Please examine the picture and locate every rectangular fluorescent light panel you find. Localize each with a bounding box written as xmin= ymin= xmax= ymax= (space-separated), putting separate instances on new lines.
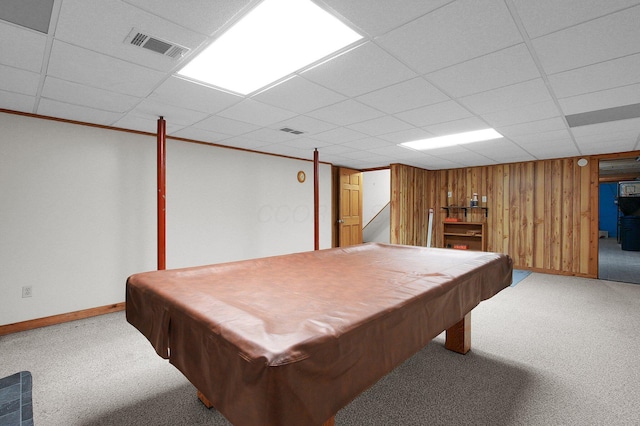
xmin=177 ymin=0 xmax=362 ymax=95
xmin=400 ymin=129 xmax=503 ymax=150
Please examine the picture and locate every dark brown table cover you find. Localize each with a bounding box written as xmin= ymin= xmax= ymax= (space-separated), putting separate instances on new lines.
xmin=126 ymin=243 xmax=512 ymax=425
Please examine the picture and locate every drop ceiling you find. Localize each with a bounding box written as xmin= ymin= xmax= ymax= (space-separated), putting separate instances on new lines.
xmin=1 ymin=0 xmax=640 ymax=170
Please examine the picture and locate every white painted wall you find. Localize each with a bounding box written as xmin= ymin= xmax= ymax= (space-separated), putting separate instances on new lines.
xmin=0 ymin=112 xmax=332 ymax=325
xmin=362 ymin=169 xmax=390 ymax=243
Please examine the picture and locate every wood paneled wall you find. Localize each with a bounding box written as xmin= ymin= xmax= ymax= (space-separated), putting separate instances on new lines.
xmin=390 ymin=157 xmax=599 ymax=277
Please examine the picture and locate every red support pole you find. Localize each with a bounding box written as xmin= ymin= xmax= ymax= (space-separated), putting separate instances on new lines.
xmin=314 ymin=148 xmax=319 ymax=251
xmin=157 ymin=117 xmax=166 ymax=270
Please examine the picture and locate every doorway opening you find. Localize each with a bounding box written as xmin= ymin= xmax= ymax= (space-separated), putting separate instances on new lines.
xmin=598 ymin=156 xmax=640 ymax=284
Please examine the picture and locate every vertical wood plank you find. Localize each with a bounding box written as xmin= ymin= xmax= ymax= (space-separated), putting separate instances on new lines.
xmin=550 ymin=160 xmax=562 ymax=270
xmin=561 ymin=159 xmax=574 ymax=272
xmin=502 ymin=164 xmax=511 ymax=257
xmin=533 ymin=161 xmax=546 ymax=269
xmin=388 ymin=157 xmax=598 ymax=277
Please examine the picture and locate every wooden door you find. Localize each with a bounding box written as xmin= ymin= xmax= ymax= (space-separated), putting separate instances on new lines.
xmin=338 ymin=168 xmax=363 ymax=247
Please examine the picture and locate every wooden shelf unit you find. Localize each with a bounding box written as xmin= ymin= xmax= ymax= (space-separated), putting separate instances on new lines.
xmin=441 ymin=206 xmax=488 ymax=218
xmin=442 ymin=221 xmax=486 ymax=251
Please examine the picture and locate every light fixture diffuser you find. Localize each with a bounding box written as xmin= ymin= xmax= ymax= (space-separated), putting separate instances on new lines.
xmin=177 ymin=0 xmax=362 ymax=95
xmin=400 ymin=129 xmax=503 ymax=150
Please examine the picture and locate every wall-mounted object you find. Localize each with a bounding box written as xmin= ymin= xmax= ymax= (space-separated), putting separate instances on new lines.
xmin=297 ymin=171 xmax=306 ymax=183
xmin=442 ymin=221 xmax=486 ymax=251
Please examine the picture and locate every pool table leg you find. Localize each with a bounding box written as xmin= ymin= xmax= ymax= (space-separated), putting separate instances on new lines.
xmin=322 ymin=416 xmax=335 ymax=426
xmin=197 ymin=390 xmax=214 ymax=409
xmin=445 ymin=312 xmax=471 ymax=354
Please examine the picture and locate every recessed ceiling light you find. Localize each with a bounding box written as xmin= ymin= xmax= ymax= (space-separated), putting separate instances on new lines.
xmin=399 ymin=129 xmax=503 ymax=150
xmin=177 ymin=0 xmax=362 ymax=95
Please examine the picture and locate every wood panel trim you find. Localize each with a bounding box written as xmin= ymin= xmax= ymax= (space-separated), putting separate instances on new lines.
xmin=0 ymin=303 xmax=125 ymax=336
xmin=390 ymin=156 xmax=599 ymax=278
xmin=0 ymin=108 xmax=332 ymax=165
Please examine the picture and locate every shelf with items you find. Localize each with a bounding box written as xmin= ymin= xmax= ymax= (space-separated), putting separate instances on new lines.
xmin=442 ymin=221 xmax=486 ymax=251
xmin=441 ymin=206 xmax=488 ymax=218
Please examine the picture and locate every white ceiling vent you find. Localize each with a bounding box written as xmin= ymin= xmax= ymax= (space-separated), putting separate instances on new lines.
xmin=124 ymin=28 xmax=189 ymax=59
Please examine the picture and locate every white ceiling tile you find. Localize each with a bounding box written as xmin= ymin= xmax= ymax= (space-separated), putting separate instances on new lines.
xmin=310 ymin=127 xmax=368 ymax=143
xmin=511 ymin=129 xmax=573 ymax=145
xmin=406 ymin=156 xmax=465 ymax=170
xmin=217 ymin=135 xmax=273 ymax=151
xmin=317 ymin=153 xmax=353 ymax=165
xmin=150 ymin=76 xmax=242 ymax=115
xmin=271 ymin=115 xmax=336 ymax=135
xmin=55 ymin=0 xmax=207 ymax=72
xmin=217 ymin=99 xmax=298 ymax=126
xmin=427 ymin=44 xmax=540 ymax=98
xmin=128 ymin=99 xmax=209 ymax=126
xmin=259 ymin=144 xmax=313 ymax=160
xmin=280 ymin=137 xmax=334 ymax=150
xmin=464 ymin=138 xmax=534 ymax=158
xmin=516 ymin=138 xmax=580 ymax=159
xmin=306 ymin=99 xmax=384 ymax=126
xmin=41 ymin=77 xmax=141 ymax=113
xmin=113 ymin=115 xmax=187 ymax=134
xmin=576 ymin=138 xmax=638 ymax=155
xmin=428 ymin=149 xmax=495 ymax=167
xmin=396 ymin=101 xmax=473 ymax=127
xmin=510 ymin=129 xmax=580 ymax=158
xmin=170 ymin=126 xmax=231 ymax=143
xmin=123 ymin=0 xmax=255 ymax=36
xmin=318 ymin=144 xmax=358 ymax=155
xmin=343 ymin=137 xmax=392 ymax=150
xmin=418 ymin=144 xmax=471 ymax=156
xmin=482 ymin=100 xmax=562 ymax=127
xmin=378 ymin=128 xmax=434 ymax=144
xmin=548 ymin=53 xmax=640 ymax=99
xmin=252 ymin=76 xmax=346 ymax=114
xmin=37 ymin=99 xmax=124 ymax=125
xmin=458 ymin=78 xmax=553 ymax=115
xmin=422 ymin=117 xmax=490 ymax=136
xmin=532 ymin=6 xmax=640 ymax=74
xmin=47 ymin=41 xmax=166 ymax=96
xmin=0 ymin=64 xmax=40 ymax=96
xmin=512 ymin=0 xmax=640 ymax=38
xmin=193 ymin=115 xmax=259 ymax=135
xmin=320 ymin=0 xmax=452 ymax=37
xmin=0 ymin=90 xmax=35 ymax=113
xmin=346 ymin=115 xmax=413 ymax=136
xmin=2 ymin=0 xmax=639 ymax=170
xmin=368 ymin=144 xmax=427 ymax=159
xmin=496 ymin=117 xmax=568 ymax=137
xmin=112 ymin=114 xmax=170 ymax=133
xmin=242 ymin=128 xmax=301 ymax=144
xmin=559 ymin=83 xmax=640 ymax=115
xmin=356 ymin=77 xmax=449 ymax=114
xmin=339 ymin=150 xmax=388 ymax=163
xmin=377 ymin=0 xmax=522 ymax=74
xmin=0 ymin=20 xmax=47 ymax=72
xmin=302 ymin=42 xmax=416 ymax=97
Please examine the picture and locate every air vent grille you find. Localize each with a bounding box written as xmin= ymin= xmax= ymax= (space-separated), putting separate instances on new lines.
xmin=124 ymin=28 xmax=189 ymax=60
xmin=280 ymin=127 xmax=304 ymax=135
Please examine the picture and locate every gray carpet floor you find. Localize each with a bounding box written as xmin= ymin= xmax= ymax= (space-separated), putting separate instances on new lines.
xmin=1 ymin=273 xmax=640 ymax=425
xmin=598 ymin=237 xmax=640 ymax=284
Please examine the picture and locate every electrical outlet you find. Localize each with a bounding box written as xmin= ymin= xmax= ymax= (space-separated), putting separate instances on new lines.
xmin=22 ymin=286 xmax=32 ymax=298
xmin=482 ymin=195 xmax=487 ymax=203
xmin=447 ymin=191 xmax=452 ymax=197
